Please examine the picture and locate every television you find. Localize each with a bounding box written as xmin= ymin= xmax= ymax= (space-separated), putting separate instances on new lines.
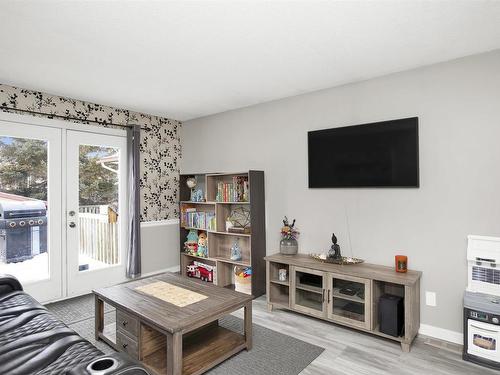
xmin=308 ymin=117 xmax=419 ymax=188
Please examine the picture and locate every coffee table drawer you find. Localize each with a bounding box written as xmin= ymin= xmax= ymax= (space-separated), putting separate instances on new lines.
xmin=117 ymin=330 xmax=138 ymax=359
xmin=117 ymin=309 xmax=138 ymax=337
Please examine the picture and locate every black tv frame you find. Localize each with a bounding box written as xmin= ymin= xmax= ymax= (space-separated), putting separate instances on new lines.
xmin=307 ymin=117 xmax=419 ymax=188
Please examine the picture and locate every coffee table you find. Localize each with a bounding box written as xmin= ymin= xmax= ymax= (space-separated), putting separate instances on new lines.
xmin=94 ymin=273 xmax=253 ymax=375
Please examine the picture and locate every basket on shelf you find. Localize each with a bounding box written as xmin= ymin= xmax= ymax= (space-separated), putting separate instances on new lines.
xmin=234 ymin=266 xmax=252 ymax=295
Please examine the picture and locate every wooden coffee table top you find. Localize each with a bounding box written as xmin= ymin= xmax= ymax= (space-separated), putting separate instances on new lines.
xmin=93 ymin=272 xmax=253 ymax=334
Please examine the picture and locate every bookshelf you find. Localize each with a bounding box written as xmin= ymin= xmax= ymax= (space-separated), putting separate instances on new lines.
xmin=179 ymin=171 xmax=266 ymax=297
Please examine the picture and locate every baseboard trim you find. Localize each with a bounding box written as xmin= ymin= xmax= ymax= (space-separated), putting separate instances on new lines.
xmin=419 ymin=324 xmax=463 ymax=345
xmin=140 ymin=265 xmax=180 ymax=278
xmin=140 ymin=219 xmax=179 ymax=228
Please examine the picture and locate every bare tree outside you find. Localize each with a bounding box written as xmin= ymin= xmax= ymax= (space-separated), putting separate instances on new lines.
xmin=0 ymin=137 xmax=117 ymax=205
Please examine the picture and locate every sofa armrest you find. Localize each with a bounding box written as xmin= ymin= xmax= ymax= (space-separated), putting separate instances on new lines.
xmin=0 ymin=274 xmax=23 ymax=295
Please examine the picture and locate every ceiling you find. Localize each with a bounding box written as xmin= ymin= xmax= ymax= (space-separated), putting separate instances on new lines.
xmin=1 ymin=1 xmax=500 ymax=121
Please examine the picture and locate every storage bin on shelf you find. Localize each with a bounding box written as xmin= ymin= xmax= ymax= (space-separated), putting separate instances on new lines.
xmin=234 ymin=266 xmax=252 ymax=295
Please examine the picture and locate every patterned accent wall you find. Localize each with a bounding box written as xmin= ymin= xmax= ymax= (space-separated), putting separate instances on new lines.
xmin=0 ymin=83 xmax=181 ymax=222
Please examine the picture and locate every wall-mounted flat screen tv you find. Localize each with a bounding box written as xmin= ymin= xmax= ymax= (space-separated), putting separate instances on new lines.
xmin=308 ymin=117 xmax=419 ymax=188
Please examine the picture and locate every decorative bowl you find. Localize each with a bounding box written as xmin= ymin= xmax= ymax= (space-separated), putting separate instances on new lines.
xmin=309 ymin=253 xmax=364 ymax=265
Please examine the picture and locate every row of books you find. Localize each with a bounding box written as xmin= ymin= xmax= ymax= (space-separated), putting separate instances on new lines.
xmin=182 ymin=209 xmax=216 ymax=230
xmin=216 ymin=176 xmax=249 ymax=202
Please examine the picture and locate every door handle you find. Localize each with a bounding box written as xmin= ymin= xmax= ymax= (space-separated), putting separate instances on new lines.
xmin=322 ymin=289 xmax=325 ymax=302
xmin=69 ymin=222 xmax=76 ymax=228
xmin=328 ymin=289 xmax=331 ymax=303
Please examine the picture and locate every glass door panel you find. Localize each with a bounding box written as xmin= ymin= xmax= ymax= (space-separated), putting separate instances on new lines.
xmin=328 ymin=273 xmax=371 ymax=329
xmin=0 ymin=121 xmax=62 ymax=302
xmin=66 ymin=130 xmax=127 ymax=296
xmin=292 ymin=266 xmax=326 ymax=317
xmin=77 ymin=145 xmax=120 ymax=272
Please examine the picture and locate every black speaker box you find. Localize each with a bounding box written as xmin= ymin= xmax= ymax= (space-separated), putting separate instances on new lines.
xmin=378 ymin=294 xmax=404 ymax=337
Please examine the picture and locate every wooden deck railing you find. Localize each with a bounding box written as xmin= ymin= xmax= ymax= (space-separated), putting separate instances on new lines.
xmin=78 ymin=206 xmax=118 ymax=265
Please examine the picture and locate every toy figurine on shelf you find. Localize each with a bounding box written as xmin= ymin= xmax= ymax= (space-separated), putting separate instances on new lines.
xmin=184 ymin=229 xmax=199 ymax=255
xmin=189 ymin=188 xmax=204 ymax=202
xmin=230 ymin=238 xmax=242 ymax=261
xmin=197 ymin=232 xmax=208 ymax=257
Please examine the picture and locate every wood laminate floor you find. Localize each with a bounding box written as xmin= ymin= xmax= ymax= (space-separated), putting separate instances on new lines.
xmin=231 ymin=296 xmax=496 ymax=375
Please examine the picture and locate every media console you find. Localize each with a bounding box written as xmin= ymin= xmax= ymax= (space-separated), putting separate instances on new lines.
xmin=265 ymin=253 xmax=421 ymax=352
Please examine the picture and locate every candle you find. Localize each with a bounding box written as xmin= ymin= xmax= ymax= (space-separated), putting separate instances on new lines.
xmin=395 ymin=255 xmax=408 ymax=273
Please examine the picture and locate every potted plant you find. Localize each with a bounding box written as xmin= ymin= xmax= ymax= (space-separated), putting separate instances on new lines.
xmin=280 ymin=216 xmax=299 ymax=255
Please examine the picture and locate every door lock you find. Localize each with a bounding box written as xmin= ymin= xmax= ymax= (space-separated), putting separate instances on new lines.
xmin=69 ymin=210 xmax=76 ymax=217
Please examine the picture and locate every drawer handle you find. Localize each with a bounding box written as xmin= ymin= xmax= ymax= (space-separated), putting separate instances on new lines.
xmin=122 ymin=320 xmax=128 ymax=327
xmin=122 ymin=343 xmax=128 ymax=349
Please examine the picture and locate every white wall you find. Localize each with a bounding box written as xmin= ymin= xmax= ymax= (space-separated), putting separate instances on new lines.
xmin=140 ymin=221 xmax=180 ymax=275
xmin=181 ymin=50 xmax=500 ymax=336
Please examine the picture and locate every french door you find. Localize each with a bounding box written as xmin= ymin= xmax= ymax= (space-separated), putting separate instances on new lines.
xmin=0 ymin=122 xmax=62 ymax=301
xmin=0 ymin=116 xmax=128 ymax=302
xmin=65 ymin=130 xmax=128 ymax=296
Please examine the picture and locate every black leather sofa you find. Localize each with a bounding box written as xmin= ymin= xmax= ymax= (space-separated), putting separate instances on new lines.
xmin=0 ymin=274 xmax=150 ymax=375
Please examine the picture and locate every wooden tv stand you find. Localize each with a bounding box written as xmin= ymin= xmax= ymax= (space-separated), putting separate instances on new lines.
xmin=264 ymin=253 xmax=421 ymax=352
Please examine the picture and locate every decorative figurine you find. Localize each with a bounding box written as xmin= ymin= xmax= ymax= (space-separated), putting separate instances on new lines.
xmin=230 ymin=238 xmax=242 ymax=261
xmin=191 ymin=188 xmax=204 ymax=202
xmin=184 ymin=229 xmax=199 ymax=255
xmin=227 ymin=206 xmax=251 ymax=233
xmin=186 ymin=177 xmax=197 ymax=201
xmin=197 ymin=232 xmax=208 ymax=257
xmin=328 ymin=233 xmax=342 ymax=260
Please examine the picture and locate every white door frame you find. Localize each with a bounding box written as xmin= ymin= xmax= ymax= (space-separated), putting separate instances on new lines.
xmin=0 ymin=111 xmax=128 ymax=302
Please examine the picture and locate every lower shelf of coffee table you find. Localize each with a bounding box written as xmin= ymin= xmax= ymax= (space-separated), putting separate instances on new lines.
xmin=143 ymin=323 xmax=246 ymax=375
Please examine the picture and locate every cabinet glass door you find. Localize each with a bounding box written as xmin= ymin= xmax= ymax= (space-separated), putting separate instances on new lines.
xmin=328 ymin=273 xmax=371 ymax=329
xmin=292 ymin=266 xmax=326 ymax=317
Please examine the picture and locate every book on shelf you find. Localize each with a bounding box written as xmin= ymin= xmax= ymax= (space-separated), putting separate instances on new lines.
xmin=215 ymin=176 xmax=250 ymax=202
xmin=182 ymin=208 xmax=216 ymax=231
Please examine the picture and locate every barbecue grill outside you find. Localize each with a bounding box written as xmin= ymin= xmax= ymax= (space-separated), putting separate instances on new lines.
xmin=0 ymin=196 xmax=48 ymax=263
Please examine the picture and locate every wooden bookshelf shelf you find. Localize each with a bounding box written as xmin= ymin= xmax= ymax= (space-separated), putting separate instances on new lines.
xmin=180 ymin=253 xmax=251 ymax=268
xmin=270 ymin=279 xmax=289 ymax=286
xmin=212 ymin=256 xmax=251 ymax=268
xmin=179 ymin=171 xmax=266 ymax=297
xmin=215 ymin=201 xmax=250 ymax=204
xmin=211 ymin=231 xmax=251 ymax=237
xmin=180 ymin=201 xmax=216 ymax=205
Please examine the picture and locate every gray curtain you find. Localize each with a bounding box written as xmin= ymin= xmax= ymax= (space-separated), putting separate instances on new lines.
xmin=126 ymin=125 xmax=141 ymax=278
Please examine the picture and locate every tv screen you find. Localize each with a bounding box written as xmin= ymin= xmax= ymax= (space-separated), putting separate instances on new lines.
xmin=308 ymin=117 xmax=419 ymax=188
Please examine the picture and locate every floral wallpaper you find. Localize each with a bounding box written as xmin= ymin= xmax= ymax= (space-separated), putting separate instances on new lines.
xmin=0 ymin=83 xmax=181 ymax=222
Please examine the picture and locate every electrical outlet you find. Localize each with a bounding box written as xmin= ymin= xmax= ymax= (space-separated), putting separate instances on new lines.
xmin=426 ymin=291 xmax=437 ymax=307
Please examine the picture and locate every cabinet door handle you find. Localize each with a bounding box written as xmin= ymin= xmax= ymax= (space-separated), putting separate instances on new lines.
xmin=122 ymin=320 xmax=128 ymax=327
xmin=328 ymin=290 xmax=331 ymax=303
xmin=322 ymin=289 xmax=325 ymax=302
xmin=122 ymin=343 xmax=128 ymax=349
